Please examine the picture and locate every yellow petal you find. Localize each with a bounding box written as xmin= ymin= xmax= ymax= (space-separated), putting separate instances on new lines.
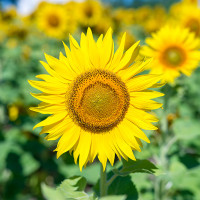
xmin=30 ymin=93 xmax=65 ymax=104
xmin=126 ymin=106 xmax=158 ymax=130
xmin=114 ymin=128 xmax=136 ymax=161
xmin=109 ymin=32 xmax=126 ymax=70
xmin=130 ymin=90 xmax=164 ymax=99
xmin=63 ymin=42 xmax=82 ymax=74
xmin=113 ymin=41 xmax=140 ymax=72
xmin=122 ymin=119 xmax=150 ymax=143
xmin=118 ymin=121 xmax=141 ymax=150
xmin=45 ymin=53 xmax=76 ymax=80
xmin=33 ymin=112 xmax=67 ymax=129
xmin=40 ymin=61 xmax=70 ymax=84
xmin=118 ymin=58 xmax=152 ymax=81
xmin=56 ymin=125 xmax=81 ymax=158
xmin=100 ymin=28 xmax=114 ymax=68
xmin=88 ymin=133 xmax=98 ymax=163
xmin=28 ymin=80 xmax=66 ymax=94
xmin=78 ymin=130 xmax=92 ymax=171
xmin=127 ymin=74 xmax=163 ymax=92
xmin=40 ymin=115 xmax=72 ymax=135
xmin=130 ymin=97 xmax=163 ymax=110
xmin=87 ymin=28 xmax=100 ymax=68
xmin=30 ymin=104 xmax=65 ymax=114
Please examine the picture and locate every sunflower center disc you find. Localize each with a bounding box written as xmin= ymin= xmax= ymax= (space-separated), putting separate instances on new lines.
xmin=67 ymin=70 xmax=130 ymax=133
xmin=162 ymin=47 xmax=185 ymax=67
xmin=48 ymin=14 xmax=60 ymax=27
xmin=85 ymin=6 xmax=93 ymax=18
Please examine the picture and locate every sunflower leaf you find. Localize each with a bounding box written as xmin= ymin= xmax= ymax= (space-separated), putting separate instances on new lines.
xmin=41 ymin=183 xmax=65 ymax=200
xmin=57 ymin=176 xmax=95 ymax=200
xmin=41 ymin=176 xmax=96 ymax=200
xmin=113 ymin=159 xmax=157 ymax=176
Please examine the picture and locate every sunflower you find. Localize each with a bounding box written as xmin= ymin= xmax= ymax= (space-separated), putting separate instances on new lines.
xmin=94 ymin=16 xmax=114 ymax=34
xmin=1 ymin=6 xmax=17 ymax=22
xmin=170 ymin=2 xmax=200 ymax=37
xmin=8 ymin=105 xmax=19 ymax=121
xmin=134 ymin=6 xmax=152 ymax=24
xmin=142 ymin=26 xmax=200 ymax=83
xmin=29 ymin=28 xmax=164 ymax=171
xmin=143 ymin=6 xmax=167 ymax=34
xmin=35 ymin=3 xmax=76 ymax=39
xmin=78 ymin=0 xmax=102 ymax=27
xmin=183 ymin=0 xmax=197 ymax=5
xmin=113 ymin=8 xmax=135 ymax=27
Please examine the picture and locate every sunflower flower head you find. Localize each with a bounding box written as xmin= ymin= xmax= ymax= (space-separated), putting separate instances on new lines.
xmin=171 ymin=3 xmax=200 ymax=37
xmin=35 ymin=3 xmax=77 ymax=39
xmin=29 ymin=28 xmax=164 ymax=171
xmin=142 ymin=25 xmax=200 ymax=83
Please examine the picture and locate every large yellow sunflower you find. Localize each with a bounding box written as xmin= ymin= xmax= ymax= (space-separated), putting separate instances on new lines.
xmin=29 ymin=28 xmax=164 ymax=171
xmin=142 ymin=26 xmax=200 ymax=83
xmin=35 ymin=3 xmax=76 ymax=39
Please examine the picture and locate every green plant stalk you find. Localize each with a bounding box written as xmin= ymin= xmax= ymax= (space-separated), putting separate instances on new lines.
xmin=100 ymin=164 xmax=107 ymax=197
xmin=154 ymin=85 xmax=170 ymax=200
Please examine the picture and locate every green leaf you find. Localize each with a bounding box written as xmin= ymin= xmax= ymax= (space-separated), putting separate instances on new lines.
xmin=113 ymin=159 xmax=157 ymax=176
xmin=94 ymin=173 xmax=138 ymax=200
xmin=41 ymin=183 xmax=65 ymax=200
xmin=107 ymin=175 xmax=138 ymax=200
xmin=57 ymin=176 xmax=95 ymax=200
xmin=42 ymin=176 xmax=96 ymax=200
xmin=100 ymin=195 xmax=126 ymax=200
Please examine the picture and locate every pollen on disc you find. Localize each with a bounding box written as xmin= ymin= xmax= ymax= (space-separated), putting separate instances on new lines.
xmin=67 ymin=70 xmax=130 ymax=133
xmin=81 ymin=83 xmax=119 ymax=119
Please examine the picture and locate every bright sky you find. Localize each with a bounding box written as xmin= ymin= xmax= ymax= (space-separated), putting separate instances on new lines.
xmin=17 ymin=0 xmax=84 ymax=15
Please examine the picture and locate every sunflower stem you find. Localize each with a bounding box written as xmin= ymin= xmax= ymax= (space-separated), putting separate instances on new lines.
xmin=100 ymin=164 xmax=107 ymax=197
xmin=106 ymin=174 xmax=118 ymax=187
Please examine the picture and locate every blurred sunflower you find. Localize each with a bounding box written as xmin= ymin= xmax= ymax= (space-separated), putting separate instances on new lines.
xmin=113 ymin=8 xmax=135 ymax=27
xmin=179 ymin=5 xmax=200 ymax=37
xmin=1 ymin=6 xmax=17 ymax=22
xmin=8 ymin=105 xmax=19 ymax=121
xmin=143 ymin=6 xmax=167 ymax=34
xmin=6 ymin=24 xmax=28 ymax=40
xmin=78 ymin=0 xmax=102 ymax=27
xmin=94 ymin=16 xmax=114 ymax=34
xmin=142 ymin=26 xmax=200 ymax=83
xmin=183 ymin=0 xmax=197 ymax=5
xmin=170 ymin=2 xmax=200 ymax=37
xmin=36 ymin=3 xmax=76 ymax=39
xmin=29 ymin=28 xmax=164 ymax=170
xmin=134 ymin=6 xmax=152 ymax=24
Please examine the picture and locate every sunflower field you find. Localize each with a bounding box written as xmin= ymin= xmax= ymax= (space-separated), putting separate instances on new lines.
xmin=0 ymin=0 xmax=200 ymax=199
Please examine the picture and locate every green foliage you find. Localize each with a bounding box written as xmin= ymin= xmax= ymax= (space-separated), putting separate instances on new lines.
xmin=113 ymin=159 xmax=157 ymax=176
xmin=41 ymin=176 xmax=96 ymax=200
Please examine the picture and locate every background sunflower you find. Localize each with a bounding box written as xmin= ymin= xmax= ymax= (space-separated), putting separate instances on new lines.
xmin=142 ymin=26 xmax=200 ymax=83
xmin=35 ymin=3 xmax=77 ymax=39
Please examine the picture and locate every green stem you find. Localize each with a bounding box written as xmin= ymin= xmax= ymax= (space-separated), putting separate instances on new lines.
xmin=154 ymin=86 xmax=170 ymax=200
xmin=106 ymin=174 xmax=118 ymax=187
xmin=100 ymin=164 xmax=107 ymax=197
